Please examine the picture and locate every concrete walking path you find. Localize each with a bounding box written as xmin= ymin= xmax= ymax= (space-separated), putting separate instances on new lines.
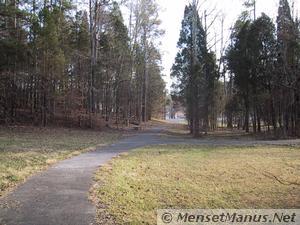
xmin=0 ymin=129 xmax=169 ymax=225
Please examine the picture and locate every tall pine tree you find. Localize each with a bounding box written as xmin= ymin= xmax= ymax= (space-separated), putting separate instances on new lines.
xmin=171 ymin=2 xmax=210 ymax=137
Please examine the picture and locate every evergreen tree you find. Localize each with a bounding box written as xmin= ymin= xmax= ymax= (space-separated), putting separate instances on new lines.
xmin=227 ymin=14 xmax=277 ymax=133
xmin=0 ymin=0 xmax=28 ymax=122
xmin=171 ymin=3 xmax=214 ymax=137
xmin=98 ymin=1 xmax=131 ymax=125
xmin=226 ymin=20 xmax=252 ymax=132
xmin=276 ymin=0 xmax=299 ymax=135
xmin=248 ymin=14 xmax=276 ymax=132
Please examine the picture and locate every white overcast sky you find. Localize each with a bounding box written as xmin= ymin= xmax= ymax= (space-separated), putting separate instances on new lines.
xmin=156 ymin=0 xmax=300 ymax=90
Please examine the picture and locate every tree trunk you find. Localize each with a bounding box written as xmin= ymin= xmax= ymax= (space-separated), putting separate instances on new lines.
xmin=244 ymin=95 xmax=250 ymax=133
xmin=257 ymin=107 xmax=261 ymax=132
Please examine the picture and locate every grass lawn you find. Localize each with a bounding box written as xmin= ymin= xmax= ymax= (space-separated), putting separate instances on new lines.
xmin=92 ymin=145 xmax=300 ymax=224
xmin=0 ymin=126 xmax=121 ymax=197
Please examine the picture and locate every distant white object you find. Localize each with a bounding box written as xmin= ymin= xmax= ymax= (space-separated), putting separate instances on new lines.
xmin=166 ymin=118 xmax=187 ymax=124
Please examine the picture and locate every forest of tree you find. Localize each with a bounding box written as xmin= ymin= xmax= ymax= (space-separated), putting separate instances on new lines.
xmin=172 ymin=0 xmax=300 ymax=138
xmin=1 ymin=0 xmax=300 ymax=138
xmin=0 ymin=0 xmax=166 ymax=128
xmin=226 ymin=0 xmax=300 ymax=137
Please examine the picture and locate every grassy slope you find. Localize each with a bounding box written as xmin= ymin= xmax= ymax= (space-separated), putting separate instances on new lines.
xmin=0 ymin=126 xmax=121 ymax=197
xmin=93 ymin=145 xmax=300 ymax=224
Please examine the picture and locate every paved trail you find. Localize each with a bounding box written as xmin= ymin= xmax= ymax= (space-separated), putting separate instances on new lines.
xmin=1 ymin=127 xmax=299 ymax=225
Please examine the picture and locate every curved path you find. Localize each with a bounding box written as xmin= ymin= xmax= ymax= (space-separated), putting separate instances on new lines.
xmin=1 ymin=127 xmax=299 ymax=225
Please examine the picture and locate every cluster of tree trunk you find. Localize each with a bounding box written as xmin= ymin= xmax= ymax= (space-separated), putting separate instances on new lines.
xmin=0 ymin=0 xmax=166 ymax=128
xmin=226 ymin=0 xmax=300 ymax=137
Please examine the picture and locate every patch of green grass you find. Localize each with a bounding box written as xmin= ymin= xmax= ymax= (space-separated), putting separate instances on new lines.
xmin=0 ymin=126 xmax=121 ymax=197
xmin=92 ymin=145 xmax=300 ymax=224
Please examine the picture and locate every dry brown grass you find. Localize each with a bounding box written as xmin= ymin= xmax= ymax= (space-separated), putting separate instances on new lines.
xmin=0 ymin=126 xmax=121 ymax=197
xmin=93 ymin=145 xmax=300 ymax=224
